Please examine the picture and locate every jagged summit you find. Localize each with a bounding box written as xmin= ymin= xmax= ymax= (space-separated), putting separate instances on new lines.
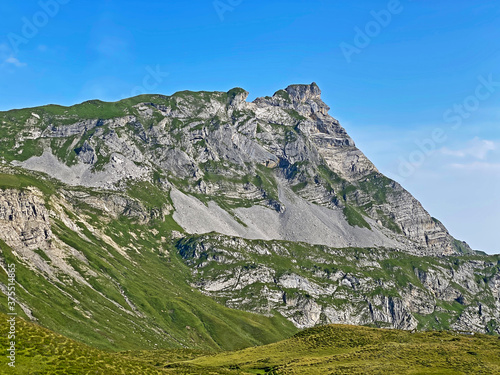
xmin=226 ymin=82 xmax=324 ymax=110
xmin=250 ymin=82 xmax=330 ymax=118
xmin=0 ymin=83 xmax=468 ymax=257
xmin=283 ymin=82 xmax=322 ymax=102
xmin=227 ymin=87 xmax=249 ymax=105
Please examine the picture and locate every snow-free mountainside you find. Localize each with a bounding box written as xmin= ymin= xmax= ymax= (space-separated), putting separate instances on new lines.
xmin=0 ymin=83 xmax=499 ymax=355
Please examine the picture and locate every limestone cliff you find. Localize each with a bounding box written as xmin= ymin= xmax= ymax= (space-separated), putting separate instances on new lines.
xmin=2 ymin=83 xmax=466 ymax=256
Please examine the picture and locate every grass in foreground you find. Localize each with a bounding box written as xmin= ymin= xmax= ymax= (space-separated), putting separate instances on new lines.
xmin=187 ymin=324 xmax=500 ymax=374
xmin=1 ymin=313 xmax=500 ymax=374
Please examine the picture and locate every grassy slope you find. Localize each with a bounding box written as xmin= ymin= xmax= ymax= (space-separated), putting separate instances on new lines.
xmin=0 ymin=312 xmax=169 ymax=374
xmin=0 ymin=171 xmax=297 ymax=353
xmin=191 ymin=325 xmax=500 ymax=374
xmin=1 ymin=313 xmax=500 ymax=374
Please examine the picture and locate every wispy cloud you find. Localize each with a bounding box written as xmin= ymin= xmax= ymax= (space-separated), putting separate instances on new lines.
xmin=450 ymin=162 xmax=500 ymax=172
xmin=440 ymin=137 xmax=497 ymax=160
xmin=4 ymin=57 xmax=27 ymax=67
xmin=1 ymin=43 xmax=27 ymax=68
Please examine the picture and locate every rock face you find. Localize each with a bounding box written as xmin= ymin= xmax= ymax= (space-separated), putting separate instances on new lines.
xmin=76 ymin=140 xmax=96 ymax=164
xmin=3 ymin=83 xmax=465 ymax=256
xmin=0 ymin=188 xmax=52 ymax=251
xmin=177 ymin=234 xmax=500 ymax=333
xmin=0 ymin=83 xmax=496 ymax=342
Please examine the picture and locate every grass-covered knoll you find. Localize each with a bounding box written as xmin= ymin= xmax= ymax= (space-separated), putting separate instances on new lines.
xmin=2 ymin=314 xmax=500 ymax=374
xmin=0 ymin=94 xmax=172 ymax=122
xmin=187 ymin=324 xmax=500 ymax=374
xmin=273 ymin=89 xmax=292 ymax=102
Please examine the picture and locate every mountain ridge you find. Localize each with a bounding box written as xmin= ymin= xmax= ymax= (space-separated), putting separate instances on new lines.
xmin=0 ymin=83 xmax=499 ymax=352
xmin=0 ymin=83 xmax=471 ymax=256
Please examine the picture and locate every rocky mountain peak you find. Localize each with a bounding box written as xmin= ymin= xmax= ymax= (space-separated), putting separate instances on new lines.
xmin=227 ymin=87 xmax=249 ymax=106
xmin=0 ymin=84 xmax=473 ymax=256
xmin=285 ymin=82 xmax=322 ymax=102
xmin=252 ymin=82 xmax=330 ymax=118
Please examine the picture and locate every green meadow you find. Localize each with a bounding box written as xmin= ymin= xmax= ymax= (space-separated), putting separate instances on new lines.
xmin=1 ymin=313 xmax=499 ymax=374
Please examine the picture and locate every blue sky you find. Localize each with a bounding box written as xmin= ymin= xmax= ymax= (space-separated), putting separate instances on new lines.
xmin=1 ymin=0 xmax=499 ymax=253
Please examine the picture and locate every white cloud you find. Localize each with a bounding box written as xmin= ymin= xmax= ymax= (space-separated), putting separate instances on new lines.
xmin=450 ymin=162 xmax=500 ymax=172
xmin=440 ymin=137 xmax=496 ymax=160
xmin=4 ymin=57 xmax=27 ymax=67
xmin=0 ymin=43 xmax=27 ymax=68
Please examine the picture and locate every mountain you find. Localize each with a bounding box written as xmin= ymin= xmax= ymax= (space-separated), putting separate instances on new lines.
xmin=0 ymin=83 xmax=499 ymax=351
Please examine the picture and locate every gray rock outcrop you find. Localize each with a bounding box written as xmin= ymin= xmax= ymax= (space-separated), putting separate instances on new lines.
xmin=6 ymin=83 xmax=467 ymax=256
